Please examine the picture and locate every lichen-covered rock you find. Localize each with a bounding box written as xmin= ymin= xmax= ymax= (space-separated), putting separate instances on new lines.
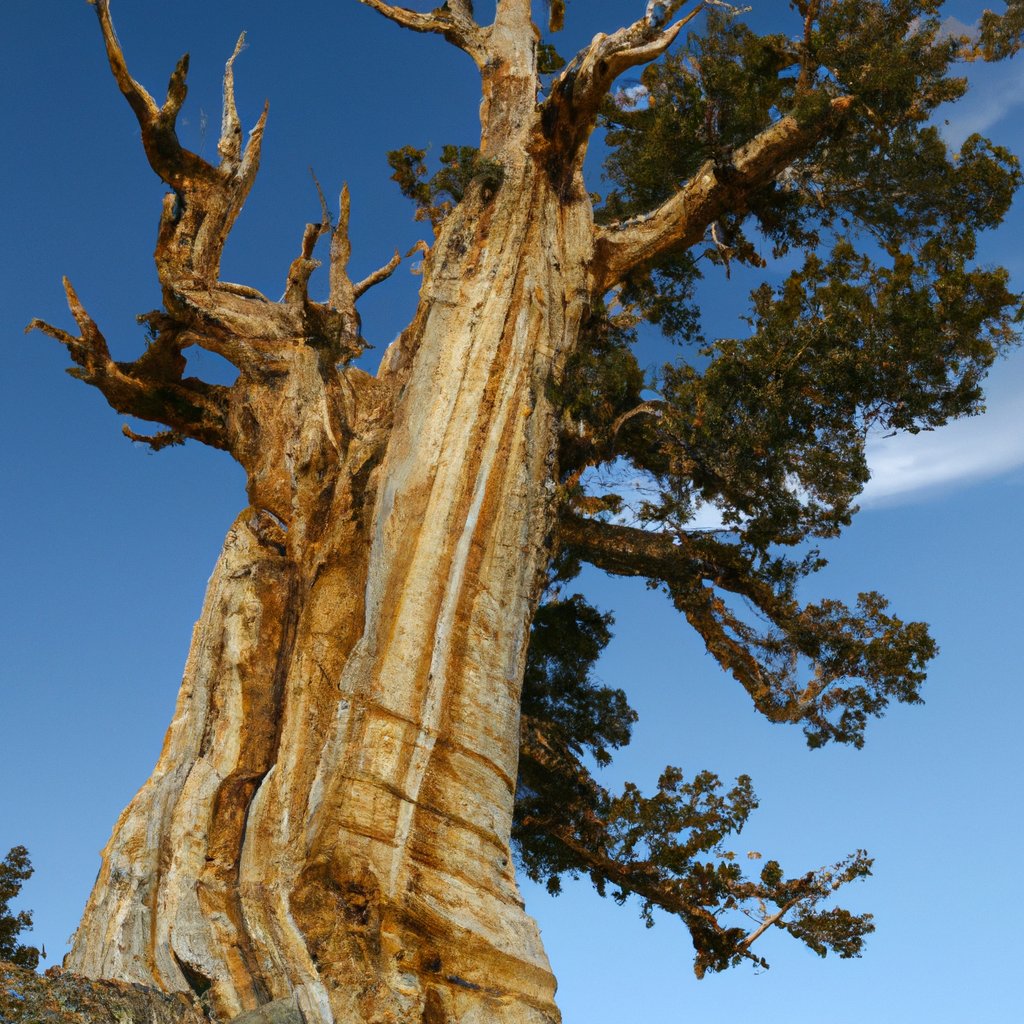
xmin=229 ymin=998 xmax=302 ymax=1024
xmin=0 ymin=963 xmax=212 ymax=1024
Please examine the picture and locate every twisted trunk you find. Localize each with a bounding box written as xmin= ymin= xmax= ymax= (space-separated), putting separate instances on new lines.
xmin=67 ymin=154 xmax=594 ymax=1024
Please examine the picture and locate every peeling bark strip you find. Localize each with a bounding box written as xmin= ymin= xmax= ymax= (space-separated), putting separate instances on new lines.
xmin=35 ymin=2 xmax=854 ymax=1023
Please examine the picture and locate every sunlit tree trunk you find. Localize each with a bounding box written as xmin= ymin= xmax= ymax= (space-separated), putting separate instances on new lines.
xmin=66 ymin=152 xmax=592 ymax=1024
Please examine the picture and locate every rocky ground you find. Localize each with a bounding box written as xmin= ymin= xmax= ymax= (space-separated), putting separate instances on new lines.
xmin=0 ymin=963 xmax=302 ymax=1024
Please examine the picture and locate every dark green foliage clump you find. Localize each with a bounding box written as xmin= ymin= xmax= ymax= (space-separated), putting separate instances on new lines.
xmin=977 ymin=0 xmax=1024 ymax=60
xmin=537 ymin=42 xmax=567 ymax=75
xmin=0 ymin=846 xmax=40 ymax=970
xmin=520 ymin=592 xmax=633 ymax=768
xmin=513 ymin=574 xmax=877 ymax=976
xmin=569 ymin=3 xmax=1019 ymax=746
xmin=387 ymin=144 xmax=504 ymax=228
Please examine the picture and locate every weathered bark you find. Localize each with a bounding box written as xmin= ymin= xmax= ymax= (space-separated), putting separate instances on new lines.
xmin=35 ymin=3 xmax=854 ymax=1022
xmin=66 ymin=164 xmax=591 ymax=1023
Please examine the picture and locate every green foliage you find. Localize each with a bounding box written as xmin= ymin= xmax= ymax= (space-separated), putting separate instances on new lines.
xmin=571 ymin=2 xmax=1020 ymax=746
xmin=386 ymin=144 xmax=504 ymax=228
xmin=0 ymin=846 xmax=40 ymax=970
xmin=978 ymin=1 xmax=1024 ymax=60
xmin=520 ymin=592 xmax=633 ymax=768
xmin=537 ymin=42 xmax=567 ymax=75
xmin=515 ymin=619 xmax=876 ymax=975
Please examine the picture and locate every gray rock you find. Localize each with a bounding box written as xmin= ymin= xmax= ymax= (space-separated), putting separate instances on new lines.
xmin=228 ymin=997 xmax=303 ymax=1024
xmin=0 ymin=962 xmax=210 ymax=1024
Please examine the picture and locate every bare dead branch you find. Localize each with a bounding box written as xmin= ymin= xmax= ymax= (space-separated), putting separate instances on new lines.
xmin=592 ymin=96 xmax=854 ymax=292
xmin=28 ymin=279 xmax=230 ymax=450
xmin=285 ymin=220 xmax=331 ymax=306
xmin=359 ymin=0 xmax=486 ymax=64
xmin=277 ymin=180 xmax=403 ymax=360
xmin=738 ymin=895 xmax=804 ymax=951
xmin=91 ymin=0 xmax=268 ymax=289
xmin=329 ymin=185 xmax=356 ymax=312
xmin=122 ymin=424 xmax=186 ymax=450
xmin=91 ymin=0 xmax=208 ymax=190
xmin=353 ymin=250 xmax=402 ymax=299
xmin=538 ymin=2 xmax=707 ymax=164
xmin=218 ymin=33 xmax=248 ymax=166
xmin=88 ymin=0 xmax=157 ymax=127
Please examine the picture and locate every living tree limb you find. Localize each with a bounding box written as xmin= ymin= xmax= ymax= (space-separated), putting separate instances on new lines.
xmin=516 ymin=715 xmax=874 ymax=978
xmin=541 ymin=0 xmax=707 ymax=163
xmin=592 ymin=95 xmax=853 ymax=292
xmin=558 ymin=512 xmax=932 ymax=747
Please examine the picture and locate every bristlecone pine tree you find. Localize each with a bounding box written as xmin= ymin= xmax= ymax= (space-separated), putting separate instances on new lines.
xmin=31 ymin=1 xmax=1023 ymax=1022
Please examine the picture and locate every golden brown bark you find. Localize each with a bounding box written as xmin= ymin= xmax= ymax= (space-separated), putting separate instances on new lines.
xmin=66 ymin=162 xmax=590 ymax=1023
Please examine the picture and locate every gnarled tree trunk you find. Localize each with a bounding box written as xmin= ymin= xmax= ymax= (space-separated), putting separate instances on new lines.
xmin=68 ymin=176 xmax=591 ymax=1024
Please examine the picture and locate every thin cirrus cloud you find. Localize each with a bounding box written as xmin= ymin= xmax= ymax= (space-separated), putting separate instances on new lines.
xmin=938 ymin=47 xmax=1024 ymax=150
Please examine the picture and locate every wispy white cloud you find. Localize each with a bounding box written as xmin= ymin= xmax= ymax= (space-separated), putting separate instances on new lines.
xmin=938 ymin=56 xmax=1024 ymax=150
xmin=582 ymin=355 xmax=1023 ymax=526
xmin=861 ymin=350 xmax=1024 ymax=506
xmin=936 ymin=15 xmax=977 ymax=43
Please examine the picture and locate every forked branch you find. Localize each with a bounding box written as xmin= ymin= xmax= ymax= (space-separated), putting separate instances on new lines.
xmin=28 ymin=279 xmax=230 ymax=450
xmin=560 ymin=513 xmax=932 ymax=747
xmin=538 ymin=1 xmax=733 ymax=163
xmin=517 ymin=717 xmax=873 ymax=978
xmin=326 ymin=183 xmax=402 ymax=304
xmin=79 ymin=2 xmax=401 ymax=381
xmin=558 ymin=512 xmax=782 ymax=710
xmin=592 ymin=96 xmax=853 ymax=292
xmin=90 ymin=1 xmax=268 ymax=289
xmin=281 ymin=182 xmax=402 ymax=360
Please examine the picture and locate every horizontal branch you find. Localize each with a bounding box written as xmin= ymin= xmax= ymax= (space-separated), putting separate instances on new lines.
xmin=359 ymin=0 xmax=487 ymax=64
xmin=592 ymin=95 xmax=854 ymax=292
xmin=517 ymin=718 xmax=809 ymax=976
xmin=558 ymin=512 xmax=774 ymax=605
xmin=558 ymin=512 xmax=787 ymax=712
xmin=560 ymin=512 xmax=933 ymax=747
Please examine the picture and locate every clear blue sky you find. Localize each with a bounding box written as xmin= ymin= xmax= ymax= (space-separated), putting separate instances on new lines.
xmin=2 ymin=2 xmax=1022 ymax=1022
